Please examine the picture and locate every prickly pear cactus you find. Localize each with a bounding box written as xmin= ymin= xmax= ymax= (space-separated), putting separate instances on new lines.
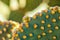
xmin=12 ymin=6 xmax=60 ymax=40
xmin=0 ymin=21 xmax=18 ymax=40
xmin=0 ymin=6 xmax=60 ymax=40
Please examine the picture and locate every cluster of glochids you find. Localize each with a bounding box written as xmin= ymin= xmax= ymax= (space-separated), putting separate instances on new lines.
xmin=0 ymin=6 xmax=60 ymax=40
xmin=0 ymin=20 xmax=20 ymax=40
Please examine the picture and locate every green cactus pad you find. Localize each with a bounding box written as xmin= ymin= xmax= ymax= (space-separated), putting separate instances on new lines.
xmin=0 ymin=21 xmax=17 ymax=40
xmin=14 ymin=7 xmax=60 ymax=40
xmin=0 ymin=7 xmax=60 ymax=40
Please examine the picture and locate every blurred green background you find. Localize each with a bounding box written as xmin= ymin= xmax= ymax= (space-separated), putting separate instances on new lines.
xmin=1 ymin=0 xmax=60 ymax=22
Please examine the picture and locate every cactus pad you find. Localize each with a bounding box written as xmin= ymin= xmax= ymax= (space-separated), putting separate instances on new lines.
xmin=0 ymin=6 xmax=60 ymax=40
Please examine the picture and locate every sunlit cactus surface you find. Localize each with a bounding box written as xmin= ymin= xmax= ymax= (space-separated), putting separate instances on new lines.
xmin=0 ymin=6 xmax=60 ymax=40
xmin=14 ymin=6 xmax=60 ymax=40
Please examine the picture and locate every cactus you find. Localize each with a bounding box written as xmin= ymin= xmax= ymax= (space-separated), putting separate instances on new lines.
xmin=12 ymin=6 xmax=60 ymax=40
xmin=0 ymin=21 xmax=11 ymax=40
xmin=0 ymin=6 xmax=60 ymax=40
xmin=0 ymin=21 xmax=19 ymax=40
